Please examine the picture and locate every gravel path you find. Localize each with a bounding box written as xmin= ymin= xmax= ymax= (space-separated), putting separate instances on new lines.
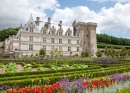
xmin=0 ymin=65 xmax=6 ymax=74
xmin=17 ymin=64 xmax=24 ymax=72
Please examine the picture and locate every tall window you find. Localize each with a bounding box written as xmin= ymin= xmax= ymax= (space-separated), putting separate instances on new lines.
xmin=29 ymin=36 xmax=33 ymax=42
xmin=77 ymin=47 xmax=79 ymax=51
xmin=43 ymin=46 xmax=46 ymax=50
xmin=59 ymin=46 xmax=62 ymax=50
xmin=59 ymin=39 xmax=62 ymax=43
xmin=29 ymin=45 xmax=33 ymax=50
xmin=51 ymin=46 xmax=55 ymax=50
xmin=68 ymin=39 xmax=71 ymax=44
xmin=43 ymin=30 xmax=46 ymax=34
xmin=68 ymin=47 xmax=71 ymax=51
xmin=51 ymin=38 xmax=55 ymax=43
xmin=30 ymin=28 xmax=33 ymax=32
xmin=43 ymin=38 xmax=46 ymax=43
xmin=59 ymin=32 xmax=62 ymax=35
xmin=77 ymin=40 xmax=79 ymax=44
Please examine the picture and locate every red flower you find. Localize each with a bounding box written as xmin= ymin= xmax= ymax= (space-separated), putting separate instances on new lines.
xmin=82 ymin=82 xmax=87 ymax=88
xmin=23 ymin=87 xmax=31 ymax=92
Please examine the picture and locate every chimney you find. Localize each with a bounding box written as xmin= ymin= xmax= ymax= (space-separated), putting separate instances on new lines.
xmin=48 ymin=17 xmax=51 ymax=29
xmin=59 ymin=21 xmax=62 ymax=28
xmin=48 ymin=17 xmax=51 ymax=24
xmin=36 ymin=17 xmax=40 ymax=26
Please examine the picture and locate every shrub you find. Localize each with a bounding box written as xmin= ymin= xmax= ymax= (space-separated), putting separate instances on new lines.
xmin=96 ymin=50 xmax=102 ymax=57
xmin=81 ymin=51 xmax=89 ymax=57
xmin=39 ymin=48 xmax=46 ymax=58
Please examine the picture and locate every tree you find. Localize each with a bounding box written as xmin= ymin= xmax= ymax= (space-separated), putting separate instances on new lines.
xmin=97 ymin=33 xmax=130 ymax=46
xmin=0 ymin=28 xmax=18 ymax=42
xmin=39 ymin=48 xmax=46 ymax=58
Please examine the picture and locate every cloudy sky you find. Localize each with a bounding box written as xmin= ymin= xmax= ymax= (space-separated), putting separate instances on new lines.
xmin=0 ymin=0 xmax=130 ymax=39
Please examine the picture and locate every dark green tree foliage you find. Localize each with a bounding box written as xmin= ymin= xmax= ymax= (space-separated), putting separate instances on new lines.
xmin=97 ymin=34 xmax=130 ymax=46
xmin=39 ymin=48 xmax=46 ymax=58
xmin=0 ymin=28 xmax=18 ymax=42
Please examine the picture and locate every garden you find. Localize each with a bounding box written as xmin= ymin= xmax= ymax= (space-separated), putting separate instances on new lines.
xmin=0 ymin=47 xmax=130 ymax=93
xmin=0 ymin=57 xmax=130 ymax=93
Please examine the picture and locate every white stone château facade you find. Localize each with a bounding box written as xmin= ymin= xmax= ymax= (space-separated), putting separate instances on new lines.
xmin=1 ymin=15 xmax=97 ymax=58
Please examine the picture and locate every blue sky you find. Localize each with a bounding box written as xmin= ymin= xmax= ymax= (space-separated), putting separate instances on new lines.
xmin=0 ymin=0 xmax=130 ymax=39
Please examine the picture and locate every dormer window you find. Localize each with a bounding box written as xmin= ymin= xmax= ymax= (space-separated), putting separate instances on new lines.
xmin=59 ymin=32 xmax=62 ymax=35
xmin=30 ymin=28 xmax=33 ymax=32
xmin=43 ymin=30 xmax=46 ymax=34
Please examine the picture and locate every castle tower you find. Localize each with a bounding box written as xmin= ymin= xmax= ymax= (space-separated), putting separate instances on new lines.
xmin=87 ymin=22 xmax=97 ymax=57
xmin=74 ymin=22 xmax=97 ymax=57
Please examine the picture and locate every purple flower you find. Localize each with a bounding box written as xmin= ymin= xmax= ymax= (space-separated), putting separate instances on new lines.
xmin=0 ymin=86 xmax=4 ymax=91
xmin=59 ymin=78 xmax=85 ymax=93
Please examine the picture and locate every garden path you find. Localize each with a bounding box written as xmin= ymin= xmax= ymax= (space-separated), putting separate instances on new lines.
xmin=0 ymin=65 xmax=6 ymax=74
xmin=17 ymin=64 xmax=24 ymax=72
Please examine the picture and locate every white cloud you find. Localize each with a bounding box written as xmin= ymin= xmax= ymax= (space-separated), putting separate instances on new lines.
xmin=0 ymin=0 xmax=59 ymax=29
xmin=90 ymin=0 xmax=130 ymax=3
xmin=52 ymin=3 xmax=130 ymax=34
xmin=0 ymin=0 xmax=130 ymax=35
xmin=52 ymin=6 xmax=100 ymax=32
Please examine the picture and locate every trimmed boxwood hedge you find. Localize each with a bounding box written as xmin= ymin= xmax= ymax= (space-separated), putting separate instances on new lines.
xmin=1 ymin=64 xmax=130 ymax=87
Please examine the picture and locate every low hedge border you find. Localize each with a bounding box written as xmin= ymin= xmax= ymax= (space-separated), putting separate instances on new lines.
xmin=1 ymin=65 xmax=130 ymax=87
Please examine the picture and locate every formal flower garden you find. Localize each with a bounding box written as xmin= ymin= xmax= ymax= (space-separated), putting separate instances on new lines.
xmin=1 ymin=57 xmax=130 ymax=93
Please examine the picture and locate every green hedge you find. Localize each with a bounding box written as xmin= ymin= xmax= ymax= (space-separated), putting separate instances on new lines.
xmin=1 ymin=65 xmax=130 ymax=87
xmin=0 ymin=65 xmax=101 ymax=77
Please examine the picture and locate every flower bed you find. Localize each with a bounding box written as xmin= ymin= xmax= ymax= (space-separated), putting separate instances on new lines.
xmin=4 ymin=73 xmax=130 ymax=93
